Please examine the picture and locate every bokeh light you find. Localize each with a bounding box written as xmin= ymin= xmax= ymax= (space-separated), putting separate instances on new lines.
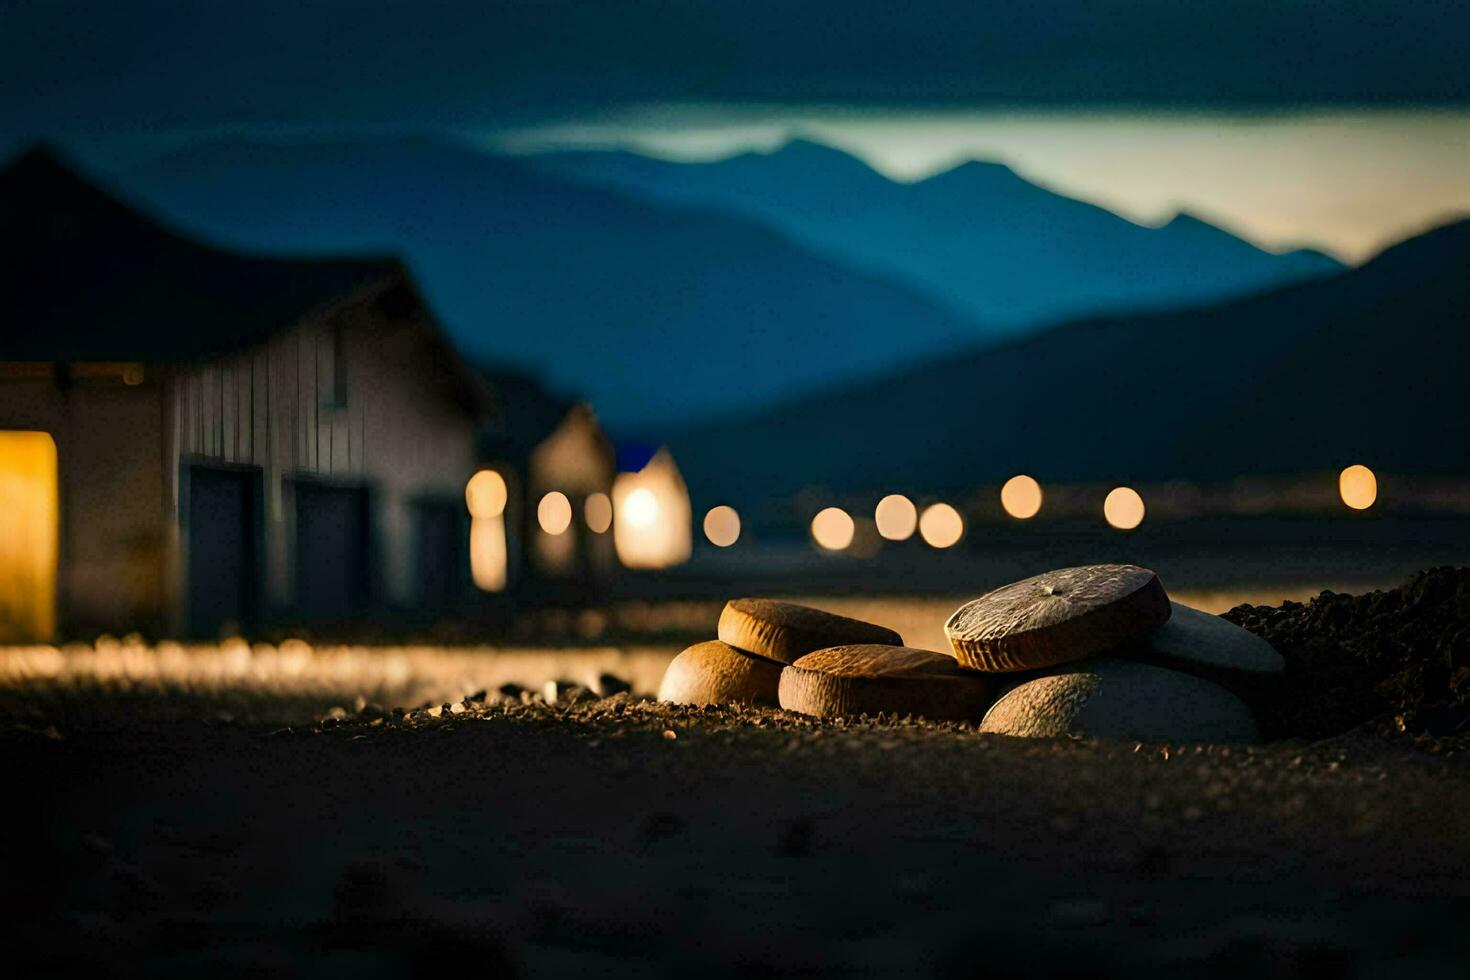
xmin=918 ymin=503 xmax=964 ymax=548
xmin=1339 ymin=464 xmax=1378 ymax=510
xmin=811 ymin=507 xmax=855 ymax=551
xmin=622 ymin=487 xmax=659 ymax=528
xmin=469 ymin=515 xmax=508 ymax=592
xmin=874 ymin=494 xmax=918 ymax=540
xmin=611 ymin=450 xmax=692 ymax=569
xmin=1000 ymin=474 xmax=1043 ymax=519
xmin=537 ymin=491 xmax=573 ymax=535
xmin=465 ymin=469 xmax=508 ymax=518
xmin=1104 ymin=486 xmax=1146 ymax=530
xmin=703 ymin=505 xmax=741 ymax=547
xmin=585 ymin=491 xmax=613 ymax=533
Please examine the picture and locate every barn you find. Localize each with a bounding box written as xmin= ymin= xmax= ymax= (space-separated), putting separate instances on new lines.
xmin=0 ymin=147 xmax=616 ymax=641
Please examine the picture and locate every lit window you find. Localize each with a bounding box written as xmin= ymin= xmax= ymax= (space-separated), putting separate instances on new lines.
xmin=623 ymin=487 xmax=659 ymax=529
xmin=585 ymin=492 xmax=613 ymax=533
xmin=538 ymin=491 xmax=572 ymax=535
xmin=465 ymin=470 xmax=508 ymax=518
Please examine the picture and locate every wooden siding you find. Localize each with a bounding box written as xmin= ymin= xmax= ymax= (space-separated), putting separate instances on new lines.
xmin=168 ymin=280 xmax=483 ymax=612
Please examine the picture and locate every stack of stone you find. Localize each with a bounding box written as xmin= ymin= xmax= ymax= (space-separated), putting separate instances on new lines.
xmin=657 ymin=564 xmax=1281 ymax=742
xmin=947 ymin=564 xmax=1279 ymax=742
xmin=659 ymin=598 xmax=995 ymax=720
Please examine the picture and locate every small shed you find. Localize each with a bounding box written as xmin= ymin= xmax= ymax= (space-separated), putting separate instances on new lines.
xmin=0 ymin=147 xmax=612 ymax=640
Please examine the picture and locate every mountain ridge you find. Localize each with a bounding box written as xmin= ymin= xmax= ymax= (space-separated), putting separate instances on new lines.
xmin=667 ymin=215 xmax=1470 ymax=521
xmin=113 ymin=136 xmax=988 ymax=432
xmin=528 ymin=138 xmax=1344 ymax=332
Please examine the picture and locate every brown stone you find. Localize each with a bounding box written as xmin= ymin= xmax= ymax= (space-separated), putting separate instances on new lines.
xmin=718 ymin=598 xmax=902 ymax=665
xmin=945 ymin=564 xmax=1171 ymax=672
xmin=657 ymin=640 xmax=783 ymax=706
xmin=779 ymin=644 xmax=995 ymax=721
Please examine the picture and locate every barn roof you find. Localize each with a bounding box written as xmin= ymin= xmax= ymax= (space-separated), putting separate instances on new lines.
xmin=0 ymin=145 xmax=400 ymax=362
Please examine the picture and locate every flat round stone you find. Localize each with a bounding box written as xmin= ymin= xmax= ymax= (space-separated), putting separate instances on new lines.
xmin=945 ymin=564 xmax=1171 ymax=672
xmin=978 ymin=658 xmax=1259 ymax=742
xmin=1128 ymin=602 xmax=1285 ymax=675
xmin=657 ymin=640 xmax=783 ymax=706
xmin=718 ymin=599 xmax=902 ymax=665
xmin=779 ymin=644 xmax=996 ymax=721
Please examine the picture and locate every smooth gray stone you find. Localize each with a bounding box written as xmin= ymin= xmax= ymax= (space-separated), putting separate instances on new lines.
xmin=979 ymin=658 xmax=1259 ymax=742
xmin=1131 ymin=602 xmax=1284 ymax=674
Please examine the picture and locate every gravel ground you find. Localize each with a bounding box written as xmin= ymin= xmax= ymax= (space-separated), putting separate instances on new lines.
xmin=5 ymin=690 xmax=1470 ymax=977
xmin=6 ymin=570 xmax=1470 ymax=977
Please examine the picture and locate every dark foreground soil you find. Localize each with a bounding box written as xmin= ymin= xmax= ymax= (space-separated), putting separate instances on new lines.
xmin=5 ymin=691 xmax=1470 ymax=978
xmin=1227 ymin=566 xmax=1470 ymax=738
xmin=6 ymin=569 xmax=1470 ymax=977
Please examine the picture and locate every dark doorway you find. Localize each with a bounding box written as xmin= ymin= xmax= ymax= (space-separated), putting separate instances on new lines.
xmin=294 ymin=481 xmax=371 ymax=622
xmin=185 ymin=464 xmax=260 ymax=638
xmin=412 ymin=498 xmax=467 ymax=611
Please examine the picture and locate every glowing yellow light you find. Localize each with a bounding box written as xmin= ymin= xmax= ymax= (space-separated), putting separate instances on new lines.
xmin=469 ymin=516 xmax=508 ymax=592
xmin=585 ymin=491 xmax=613 ymax=533
xmin=918 ymin=502 xmax=964 ymax=548
xmin=612 ymin=449 xmax=692 ymax=569
xmin=811 ymin=507 xmax=855 ymax=551
xmin=0 ymin=431 xmax=58 ymax=642
xmin=1104 ymin=486 xmax=1146 ymax=530
xmin=702 ymin=505 xmax=741 ymax=547
xmin=1000 ymin=474 xmax=1043 ymax=520
xmin=1339 ymin=464 xmax=1377 ymax=510
xmin=465 ymin=469 xmax=508 ymax=518
xmin=622 ymin=487 xmax=659 ymax=528
xmin=537 ymin=491 xmax=573 ymax=535
xmin=874 ymin=494 xmax=918 ymax=540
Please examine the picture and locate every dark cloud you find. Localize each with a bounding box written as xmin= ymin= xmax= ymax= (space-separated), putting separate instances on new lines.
xmin=2 ymin=0 xmax=1467 ymax=133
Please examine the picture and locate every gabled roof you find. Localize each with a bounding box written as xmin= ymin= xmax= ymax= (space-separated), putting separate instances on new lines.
xmin=0 ymin=145 xmax=399 ymax=362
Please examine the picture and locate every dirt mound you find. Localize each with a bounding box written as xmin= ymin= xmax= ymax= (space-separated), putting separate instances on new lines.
xmin=1226 ymin=567 xmax=1470 ymax=739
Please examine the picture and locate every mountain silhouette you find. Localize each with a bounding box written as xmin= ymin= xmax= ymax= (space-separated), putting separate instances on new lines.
xmin=669 ymin=217 xmax=1470 ymax=521
xmin=116 ymin=138 xmax=983 ymax=432
xmin=530 ymin=139 xmax=1343 ymax=332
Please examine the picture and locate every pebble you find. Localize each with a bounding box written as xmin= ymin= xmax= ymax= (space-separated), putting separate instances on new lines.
xmin=1123 ymin=601 xmax=1285 ymax=675
xmin=979 ymin=658 xmax=1259 ymax=742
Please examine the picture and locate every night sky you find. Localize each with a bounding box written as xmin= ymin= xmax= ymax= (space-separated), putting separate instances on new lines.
xmin=4 ymin=2 xmax=1470 ymax=259
xmin=3 ymin=1 xmax=1469 ymax=128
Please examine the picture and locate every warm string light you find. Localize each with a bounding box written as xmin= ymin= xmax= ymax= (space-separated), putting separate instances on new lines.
xmin=874 ymin=494 xmax=917 ymax=540
xmin=1000 ymin=474 xmax=1043 ymax=519
xmin=1104 ymin=486 xmax=1145 ymax=530
xmin=703 ymin=505 xmax=741 ymax=546
xmin=811 ymin=507 xmax=855 ymax=551
xmin=919 ymin=503 xmax=964 ymax=548
xmin=1339 ymin=464 xmax=1378 ymax=510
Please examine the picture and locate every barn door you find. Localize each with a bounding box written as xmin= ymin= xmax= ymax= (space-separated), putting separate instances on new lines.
xmin=0 ymin=432 xmax=58 ymax=643
xmin=412 ymin=498 xmax=466 ymax=610
xmin=294 ymin=482 xmax=371 ymax=622
xmin=184 ymin=464 xmax=261 ymax=638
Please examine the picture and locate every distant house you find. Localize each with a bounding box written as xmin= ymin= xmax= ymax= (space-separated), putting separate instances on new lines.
xmin=0 ymin=148 xmax=616 ymax=641
xmin=476 ymin=369 xmax=620 ymax=598
xmin=611 ymin=446 xmax=692 ymax=569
